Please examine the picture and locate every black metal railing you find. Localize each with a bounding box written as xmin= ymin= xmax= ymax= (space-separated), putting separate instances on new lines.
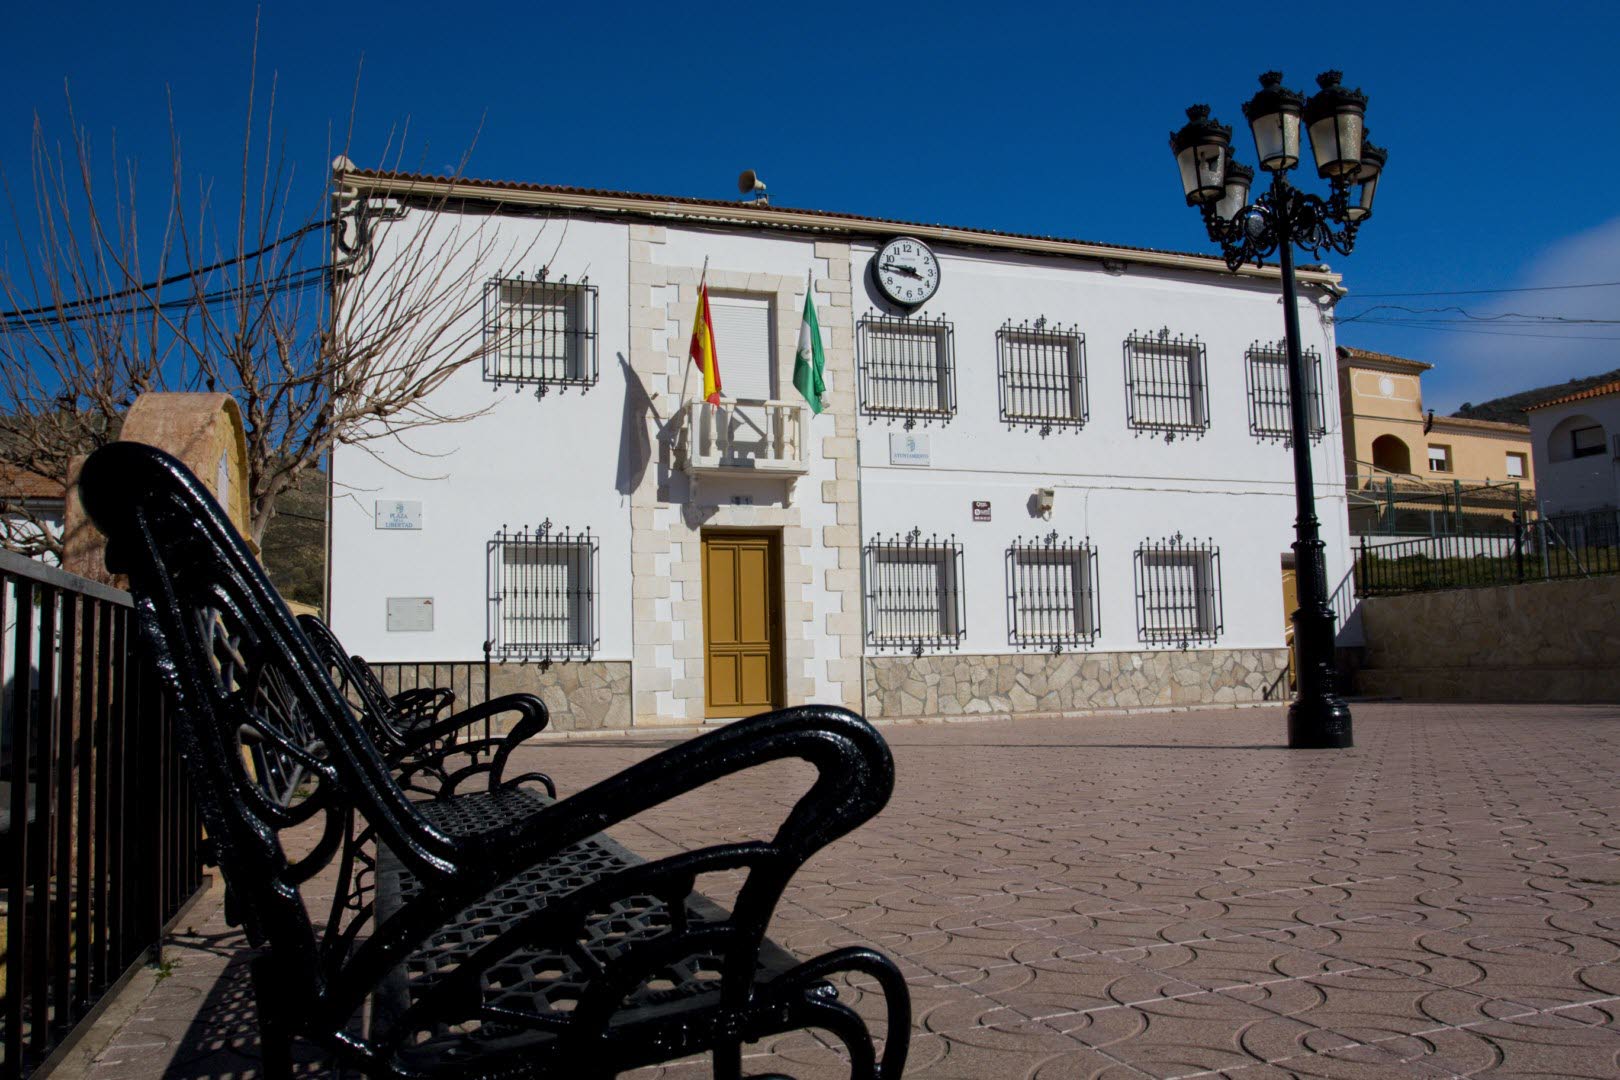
xmin=1134 ymin=535 xmax=1223 ymax=647
xmin=487 ymin=524 xmax=599 ymax=660
xmin=1005 ymin=537 xmax=1101 ymax=650
xmin=1355 ymin=508 xmax=1620 ymax=596
xmin=997 ymin=320 xmax=1088 ymax=433
xmin=483 ymin=273 xmax=600 ymax=393
xmin=1123 ymin=328 xmax=1210 ymax=438
xmin=864 ymin=532 xmax=966 ymax=653
xmin=857 ymin=313 xmax=956 ymax=424
xmin=0 ymin=549 xmax=203 ymax=1079
xmin=1245 ymin=341 xmax=1325 ymax=443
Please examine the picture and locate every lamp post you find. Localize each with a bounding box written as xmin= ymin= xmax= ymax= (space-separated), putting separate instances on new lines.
xmin=1170 ymin=71 xmax=1387 ymax=750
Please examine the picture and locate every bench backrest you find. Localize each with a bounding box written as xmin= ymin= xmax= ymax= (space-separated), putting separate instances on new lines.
xmin=79 ymin=442 xmax=457 ymax=993
xmin=296 ymin=613 xmax=414 ymax=755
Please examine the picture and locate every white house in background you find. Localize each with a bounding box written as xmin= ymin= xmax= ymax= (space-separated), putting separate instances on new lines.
xmin=0 ymin=465 xmax=66 ymax=565
xmin=1526 ymin=379 xmax=1620 ymax=516
xmin=326 ymin=168 xmax=1354 ymax=731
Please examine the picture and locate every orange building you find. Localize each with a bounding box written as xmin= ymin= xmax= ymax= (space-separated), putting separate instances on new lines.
xmin=1337 ymin=346 xmax=1533 ymax=533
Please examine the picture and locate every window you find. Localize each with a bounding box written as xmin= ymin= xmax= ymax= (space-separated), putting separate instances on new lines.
xmin=1427 ymin=444 xmax=1451 ymax=473
xmin=1123 ymin=329 xmax=1209 ymax=436
xmin=487 ymin=524 xmax=599 ymax=658
xmin=858 ymin=314 xmax=956 ymax=421
xmin=1245 ymin=342 xmax=1325 ymax=442
xmin=707 ymin=294 xmax=775 ymax=401
xmin=997 ymin=321 xmax=1088 ymax=431
xmin=1572 ymin=425 xmax=1605 ymax=458
xmin=1134 ymin=536 xmax=1222 ymax=646
xmin=484 ymin=275 xmax=599 ymax=390
xmin=1505 ymin=452 xmax=1527 ymax=479
xmin=864 ymin=533 xmax=966 ymax=651
xmin=1006 ymin=538 xmax=1100 ymax=649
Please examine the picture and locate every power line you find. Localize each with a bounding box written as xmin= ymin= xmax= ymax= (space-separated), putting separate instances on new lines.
xmin=0 ymin=218 xmax=331 ymax=321
xmin=1349 ymin=317 xmax=1620 ymax=342
xmin=1350 ymin=280 xmax=1620 ymax=298
xmin=1339 ymin=303 xmax=1620 ymax=326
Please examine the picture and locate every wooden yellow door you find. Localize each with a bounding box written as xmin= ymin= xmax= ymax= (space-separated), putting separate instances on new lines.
xmin=1280 ymin=559 xmax=1299 ymax=692
xmin=702 ymin=533 xmax=780 ymax=717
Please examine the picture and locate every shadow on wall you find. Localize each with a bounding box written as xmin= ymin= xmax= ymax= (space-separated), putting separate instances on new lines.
xmin=614 ymin=353 xmax=654 ymax=497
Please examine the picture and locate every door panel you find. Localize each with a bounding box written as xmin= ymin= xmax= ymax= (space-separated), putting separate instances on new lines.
xmin=703 ymin=534 xmax=780 ymax=717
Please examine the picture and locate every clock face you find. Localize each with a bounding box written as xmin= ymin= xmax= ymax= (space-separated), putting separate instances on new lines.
xmin=873 ymin=236 xmax=940 ymax=308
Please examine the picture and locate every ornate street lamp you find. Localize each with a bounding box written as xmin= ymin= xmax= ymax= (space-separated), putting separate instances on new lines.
xmin=1169 ymin=70 xmax=1388 ymax=750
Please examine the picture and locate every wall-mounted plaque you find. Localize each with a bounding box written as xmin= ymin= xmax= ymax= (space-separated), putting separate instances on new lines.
xmin=889 ymin=432 xmax=931 ymax=467
xmin=972 ymin=500 xmax=991 ymax=522
xmin=386 ymin=597 xmax=434 ymax=632
xmin=376 ymin=500 xmax=423 ymax=530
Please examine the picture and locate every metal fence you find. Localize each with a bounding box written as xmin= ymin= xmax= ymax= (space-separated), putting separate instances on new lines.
xmin=1355 ymin=508 xmax=1620 ymax=596
xmin=0 ymin=549 xmax=204 ymax=1079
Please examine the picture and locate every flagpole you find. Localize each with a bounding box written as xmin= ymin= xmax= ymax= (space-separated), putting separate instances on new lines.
xmin=678 ymin=255 xmax=710 ymax=409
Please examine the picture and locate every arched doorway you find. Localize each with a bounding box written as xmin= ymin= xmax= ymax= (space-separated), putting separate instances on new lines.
xmin=1371 ymin=434 xmax=1411 ymax=474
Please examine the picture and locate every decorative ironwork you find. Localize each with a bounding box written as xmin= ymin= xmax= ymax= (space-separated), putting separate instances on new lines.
xmin=997 ymin=319 xmax=1088 ymax=434
xmin=864 ymin=532 xmax=966 ymax=653
xmin=487 ymin=523 xmax=599 ymax=660
xmin=1133 ymin=535 xmax=1223 ymax=648
xmin=1005 ymin=536 xmax=1101 ymax=650
xmin=1123 ymin=328 xmax=1210 ymax=438
xmin=857 ymin=312 xmax=956 ymax=426
xmin=1200 ymin=170 xmax=1359 ymax=272
xmin=1246 ymin=341 xmax=1325 ymax=443
xmin=483 ymin=270 xmax=600 ymax=394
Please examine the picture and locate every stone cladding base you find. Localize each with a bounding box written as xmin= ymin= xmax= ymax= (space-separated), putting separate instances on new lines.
xmin=861 ymin=648 xmax=1290 ymax=719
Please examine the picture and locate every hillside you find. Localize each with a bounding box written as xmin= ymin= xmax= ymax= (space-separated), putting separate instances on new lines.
xmin=1452 ymin=367 xmax=1620 ymax=427
xmin=260 ymin=467 xmax=326 ymax=611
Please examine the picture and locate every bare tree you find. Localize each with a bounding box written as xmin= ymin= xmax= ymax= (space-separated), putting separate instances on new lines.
xmin=0 ymin=58 xmax=544 ymax=559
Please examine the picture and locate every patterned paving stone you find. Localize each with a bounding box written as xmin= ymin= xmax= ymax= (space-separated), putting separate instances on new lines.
xmin=56 ymin=702 xmax=1620 ymax=1078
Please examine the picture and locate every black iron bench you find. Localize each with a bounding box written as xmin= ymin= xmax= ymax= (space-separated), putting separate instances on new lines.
xmin=299 ymin=613 xmax=557 ymax=800
xmin=81 ymin=441 xmax=911 ymax=1079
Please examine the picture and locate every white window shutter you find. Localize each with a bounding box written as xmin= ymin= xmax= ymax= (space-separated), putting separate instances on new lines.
xmin=707 ymin=295 xmax=775 ymax=401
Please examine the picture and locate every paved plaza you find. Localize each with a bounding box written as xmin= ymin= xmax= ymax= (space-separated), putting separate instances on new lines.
xmin=63 ymin=702 xmax=1620 ymax=1078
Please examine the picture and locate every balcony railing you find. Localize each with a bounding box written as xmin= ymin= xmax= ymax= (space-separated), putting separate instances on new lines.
xmin=676 ymin=399 xmax=810 ymax=500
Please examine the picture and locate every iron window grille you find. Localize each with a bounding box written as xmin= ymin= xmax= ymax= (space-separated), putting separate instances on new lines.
xmin=997 ymin=319 xmax=1089 ymax=433
xmin=858 ymin=312 xmax=956 ymax=425
xmin=483 ymin=271 xmax=600 ymax=393
xmin=1245 ymin=341 xmax=1326 ymax=443
xmin=487 ymin=522 xmax=599 ymax=660
xmin=864 ymin=531 xmax=966 ymax=653
xmin=1133 ymin=534 xmax=1223 ymax=648
xmin=1005 ymin=535 xmax=1101 ymax=650
xmin=1123 ymin=328 xmax=1210 ymax=438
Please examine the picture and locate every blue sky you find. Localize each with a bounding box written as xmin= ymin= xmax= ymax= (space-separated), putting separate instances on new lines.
xmin=3 ymin=1 xmax=1616 ymax=412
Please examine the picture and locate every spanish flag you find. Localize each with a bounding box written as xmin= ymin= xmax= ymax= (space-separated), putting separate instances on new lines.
xmin=688 ymin=282 xmax=723 ymax=405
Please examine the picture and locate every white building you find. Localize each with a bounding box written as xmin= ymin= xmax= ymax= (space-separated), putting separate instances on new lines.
xmin=1526 ymin=380 xmax=1620 ymax=517
xmin=327 ymin=170 xmax=1354 ymax=730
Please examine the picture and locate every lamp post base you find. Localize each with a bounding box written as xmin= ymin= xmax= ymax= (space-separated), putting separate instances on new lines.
xmin=1288 ymin=692 xmax=1353 ymax=748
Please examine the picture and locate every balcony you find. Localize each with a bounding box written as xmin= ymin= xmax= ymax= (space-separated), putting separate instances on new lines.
xmin=676 ymin=398 xmax=810 ymax=502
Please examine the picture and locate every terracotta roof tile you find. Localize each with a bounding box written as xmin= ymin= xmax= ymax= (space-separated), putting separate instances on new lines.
xmin=1429 ymin=414 xmax=1531 ymax=435
xmin=345 ymin=169 xmax=1239 ymax=267
xmin=0 ymin=464 xmax=64 ymax=500
xmin=1336 ymin=345 xmax=1434 ymax=372
xmin=1524 ymin=379 xmax=1620 ymax=412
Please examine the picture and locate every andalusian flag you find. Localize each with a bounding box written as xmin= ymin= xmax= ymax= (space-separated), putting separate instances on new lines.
xmin=687 ymin=282 xmax=722 ymax=405
xmin=793 ymin=287 xmax=826 ymax=414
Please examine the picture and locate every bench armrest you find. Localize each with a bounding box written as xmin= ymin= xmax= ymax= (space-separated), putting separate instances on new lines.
xmin=391 ymin=693 xmax=549 ymax=785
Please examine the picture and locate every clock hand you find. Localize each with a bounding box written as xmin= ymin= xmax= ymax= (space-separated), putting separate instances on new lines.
xmin=881 ymin=261 xmax=923 ymax=279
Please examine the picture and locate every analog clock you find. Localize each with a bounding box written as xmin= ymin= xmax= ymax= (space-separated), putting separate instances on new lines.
xmin=872 ymin=236 xmax=941 ymax=308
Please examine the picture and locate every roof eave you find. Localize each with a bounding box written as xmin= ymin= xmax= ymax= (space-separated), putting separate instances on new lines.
xmin=339 ymin=170 xmax=1343 ymax=288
